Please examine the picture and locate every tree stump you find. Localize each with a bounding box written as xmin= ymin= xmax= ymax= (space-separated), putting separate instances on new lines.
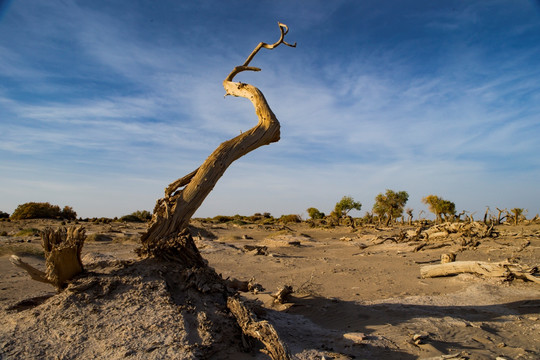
xmin=11 ymin=226 xmax=86 ymax=290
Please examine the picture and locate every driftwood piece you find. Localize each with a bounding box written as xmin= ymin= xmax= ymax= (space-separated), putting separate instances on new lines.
xmin=227 ymin=296 xmax=291 ymax=360
xmin=272 ymin=285 xmax=293 ymax=304
xmin=440 ymin=253 xmax=456 ymax=264
xmin=420 ymin=261 xmax=539 ymax=283
xmin=10 ymin=226 xmax=86 ymax=290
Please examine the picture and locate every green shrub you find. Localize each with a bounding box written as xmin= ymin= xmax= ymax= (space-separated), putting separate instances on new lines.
xmin=249 ymin=213 xmax=264 ymax=222
xmin=119 ymin=214 xmax=143 ymax=223
xmin=119 ymin=210 xmax=152 ymax=223
xmin=91 ymin=217 xmax=112 ymax=224
xmin=11 ymin=202 xmax=60 ymax=220
xmin=307 ymin=207 xmax=325 ymax=220
xmin=15 ymin=228 xmax=40 ymax=237
xmin=61 ymin=206 xmax=77 ymax=220
xmin=10 ymin=202 xmax=77 ymax=220
xmin=332 ymin=196 xmax=362 ymax=218
xmin=279 ymin=214 xmax=302 ymax=223
xmin=213 ymin=215 xmax=234 ymax=223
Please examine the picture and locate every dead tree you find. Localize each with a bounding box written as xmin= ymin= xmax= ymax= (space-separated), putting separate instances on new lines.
xmin=137 ymin=23 xmax=295 ymax=262
xmin=135 ymin=23 xmax=296 ymax=360
xmin=496 ymin=207 xmax=507 ymax=225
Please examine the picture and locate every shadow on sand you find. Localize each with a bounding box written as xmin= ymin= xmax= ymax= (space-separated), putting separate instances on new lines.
xmin=265 ymin=294 xmax=539 ymax=359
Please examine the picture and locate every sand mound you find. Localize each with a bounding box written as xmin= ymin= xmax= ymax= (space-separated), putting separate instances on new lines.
xmin=0 ymin=258 xmax=246 ymax=360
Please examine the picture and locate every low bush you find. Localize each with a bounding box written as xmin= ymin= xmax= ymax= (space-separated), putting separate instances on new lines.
xmin=0 ymin=211 xmax=9 ymax=219
xmin=119 ymin=210 xmax=152 ymax=223
xmin=61 ymin=206 xmax=77 ymax=220
xmin=213 ymin=215 xmax=234 ymax=223
xmin=307 ymin=207 xmax=325 ymax=220
xmin=92 ymin=217 xmax=112 ymax=224
xmin=10 ymin=202 xmax=77 ymax=220
xmin=86 ymin=233 xmax=113 ymax=242
xmin=120 ymin=214 xmax=144 ymax=223
xmin=279 ymin=214 xmax=302 ymax=224
xmin=15 ymin=228 xmax=41 ymax=237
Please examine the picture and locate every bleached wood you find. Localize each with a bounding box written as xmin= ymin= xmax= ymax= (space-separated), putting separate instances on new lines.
xmin=10 ymin=255 xmax=50 ymax=284
xmin=10 ymin=226 xmax=86 ymax=290
xmin=42 ymin=226 xmax=86 ymax=289
xmin=227 ymin=296 xmax=291 ymax=360
xmin=139 ymin=23 xmax=295 ymax=259
xmin=420 ymin=261 xmax=539 ymax=283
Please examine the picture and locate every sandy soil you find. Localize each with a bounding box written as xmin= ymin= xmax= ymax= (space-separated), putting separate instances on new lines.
xmin=0 ymin=219 xmax=539 ymax=359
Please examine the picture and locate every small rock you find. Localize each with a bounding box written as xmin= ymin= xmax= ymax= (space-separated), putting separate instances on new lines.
xmin=343 ymin=332 xmax=366 ymax=343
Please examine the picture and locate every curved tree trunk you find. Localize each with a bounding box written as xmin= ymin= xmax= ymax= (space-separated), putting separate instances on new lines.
xmin=135 ymin=25 xmax=296 ymax=359
xmin=137 ymin=23 xmax=296 ymax=264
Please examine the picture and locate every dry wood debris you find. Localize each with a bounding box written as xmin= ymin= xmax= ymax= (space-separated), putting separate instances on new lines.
xmin=421 ymin=260 xmax=539 ymax=283
xmin=10 ymin=226 xmax=86 ymax=290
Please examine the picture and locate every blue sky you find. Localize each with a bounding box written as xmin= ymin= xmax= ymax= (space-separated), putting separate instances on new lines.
xmin=1 ymin=1 xmax=539 ymax=219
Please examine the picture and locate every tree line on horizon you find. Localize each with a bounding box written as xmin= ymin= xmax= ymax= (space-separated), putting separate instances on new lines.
xmin=306 ymin=191 xmax=532 ymax=227
xmin=1 ymin=192 xmax=533 ymax=227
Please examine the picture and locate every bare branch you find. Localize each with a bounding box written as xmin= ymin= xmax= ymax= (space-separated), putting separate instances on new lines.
xmin=10 ymin=255 xmax=50 ymax=284
xmin=226 ymin=22 xmax=296 ymax=81
xmin=165 ymin=168 xmax=199 ymax=198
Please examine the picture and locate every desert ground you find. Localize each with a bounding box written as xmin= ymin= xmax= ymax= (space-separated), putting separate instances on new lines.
xmin=0 ymin=218 xmax=539 ymax=359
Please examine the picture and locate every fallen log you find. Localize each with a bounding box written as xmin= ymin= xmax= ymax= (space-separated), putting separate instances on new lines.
xmin=227 ymin=296 xmax=291 ymax=360
xmin=420 ymin=261 xmax=539 ymax=283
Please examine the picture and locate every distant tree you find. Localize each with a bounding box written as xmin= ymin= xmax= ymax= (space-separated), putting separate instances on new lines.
xmin=362 ymin=211 xmax=374 ymax=224
xmin=331 ymin=196 xmax=361 ymax=218
xmin=405 ymin=208 xmax=414 ymax=225
xmin=372 ymin=190 xmax=409 ymax=226
xmin=306 ymin=207 xmax=325 ymax=220
xmin=279 ymin=214 xmax=302 ymax=223
xmin=61 ymin=206 xmax=77 ymax=220
xmin=509 ymin=208 xmax=526 ymax=225
xmin=0 ymin=211 xmax=9 ymax=219
xmin=10 ymin=202 xmax=67 ymax=220
xmin=132 ymin=210 xmax=152 ymax=221
xmin=422 ymin=195 xmax=456 ymax=223
xmin=495 ymin=208 xmax=507 ymax=225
